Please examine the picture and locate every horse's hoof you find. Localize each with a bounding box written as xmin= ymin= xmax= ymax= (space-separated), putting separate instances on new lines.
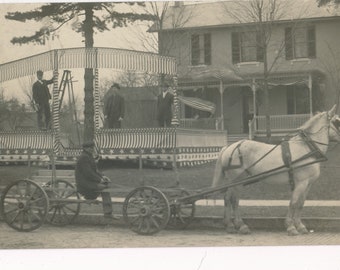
xmin=225 ymin=226 xmax=238 ymax=234
xmin=297 ymin=227 xmax=309 ymax=234
xmin=239 ymin=224 xmax=251 ymax=235
xmin=287 ymin=227 xmax=299 ymax=236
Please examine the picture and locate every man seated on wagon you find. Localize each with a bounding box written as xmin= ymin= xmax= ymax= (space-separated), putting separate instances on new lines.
xmin=75 ymin=141 xmax=118 ymax=220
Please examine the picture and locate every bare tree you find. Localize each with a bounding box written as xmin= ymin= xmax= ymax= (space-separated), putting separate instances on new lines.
xmin=319 ymin=43 xmax=340 ymax=110
xmin=223 ymin=0 xmax=309 ymax=140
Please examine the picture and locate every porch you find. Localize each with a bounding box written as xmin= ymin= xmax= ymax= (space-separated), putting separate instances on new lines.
xmin=179 ymin=113 xmax=311 ymax=138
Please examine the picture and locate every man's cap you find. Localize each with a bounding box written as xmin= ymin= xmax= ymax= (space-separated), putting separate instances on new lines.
xmin=162 ymin=82 xmax=170 ymax=88
xmin=111 ymin=83 xmax=120 ymax=90
xmin=82 ymin=141 xmax=95 ymax=148
xmin=37 ymin=70 xmax=43 ymax=75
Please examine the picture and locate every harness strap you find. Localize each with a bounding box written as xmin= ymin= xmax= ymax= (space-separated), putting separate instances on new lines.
xmin=225 ymin=140 xmax=245 ymax=170
xmin=298 ymin=130 xmax=327 ymax=160
xmin=281 ymin=140 xmax=295 ymax=191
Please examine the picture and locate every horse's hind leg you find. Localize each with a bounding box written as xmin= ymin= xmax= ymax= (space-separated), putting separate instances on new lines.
xmin=223 ymin=190 xmax=238 ymax=233
xmin=231 ymin=187 xmax=251 ymax=234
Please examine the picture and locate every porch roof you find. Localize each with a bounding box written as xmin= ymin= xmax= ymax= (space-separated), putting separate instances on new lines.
xmin=178 ymin=68 xmax=325 ymax=89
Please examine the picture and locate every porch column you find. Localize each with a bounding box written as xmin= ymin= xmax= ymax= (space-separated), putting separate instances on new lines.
xmin=308 ymin=74 xmax=313 ymax=117
xmin=219 ymin=80 xmax=224 ymax=130
xmin=252 ymin=78 xmax=257 ymax=130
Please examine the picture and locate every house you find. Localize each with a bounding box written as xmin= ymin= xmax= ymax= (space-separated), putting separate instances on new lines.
xmin=151 ymin=0 xmax=340 ymax=137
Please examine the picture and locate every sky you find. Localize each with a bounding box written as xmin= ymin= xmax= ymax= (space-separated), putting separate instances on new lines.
xmin=0 ymin=2 xmax=155 ymax=103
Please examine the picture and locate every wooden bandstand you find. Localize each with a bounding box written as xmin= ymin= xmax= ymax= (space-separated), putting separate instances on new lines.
xmin=0 ymin=47 xmax=228 ymax=168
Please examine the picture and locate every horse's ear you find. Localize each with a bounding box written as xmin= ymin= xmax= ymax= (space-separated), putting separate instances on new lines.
xmin=328 ymin=105 xmax=337 ymax=117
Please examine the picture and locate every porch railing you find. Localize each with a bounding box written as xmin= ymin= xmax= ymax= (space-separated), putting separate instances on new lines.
xmin=179 ymin=118 xmax=218 ymax=130
xmin=255 ymin=114 xmax=311 ymax=132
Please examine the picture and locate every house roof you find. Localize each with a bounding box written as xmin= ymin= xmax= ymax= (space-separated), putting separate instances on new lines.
xmin=150 ymin=0 xmax=340 ymax=32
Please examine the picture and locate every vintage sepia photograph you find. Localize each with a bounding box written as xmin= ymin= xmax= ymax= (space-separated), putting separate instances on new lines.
xmin=1 ymin=0 xmax=340 ymax=268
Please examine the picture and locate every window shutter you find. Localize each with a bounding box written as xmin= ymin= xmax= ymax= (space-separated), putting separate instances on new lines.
xmin=231 ymin=32 xmax=240 ymax=64
xmin=204 ymin=33 xmax=211 ymax=65
xmin=256 ymin=32 xmax=264 ymax=62
xmin=307 ymin=26 xmax=316 ymax=58
xmin=191 ymin=34 xmax=200 ymax=65
xmin=285 ymin=27 xmax=293 ymax=60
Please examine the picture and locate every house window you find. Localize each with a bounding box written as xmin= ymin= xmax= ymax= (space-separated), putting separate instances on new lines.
xmin=232 ymin=31 xmax=264 ymax=64
xmin=191 ymin=33 xmax=211 ymax=65
xmin=286 ymin=86 xmax=309 ymax=114
xmin=285 ymin=26 xmax=316 ymax=60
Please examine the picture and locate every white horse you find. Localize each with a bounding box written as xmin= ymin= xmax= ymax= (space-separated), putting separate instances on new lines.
xmin=212 ymin=105 xmax=340 ymax=235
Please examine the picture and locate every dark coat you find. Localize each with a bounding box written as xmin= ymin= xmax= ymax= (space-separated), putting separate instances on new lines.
xmin=157 ymin=92 xmax=174 ymax=122
xmin=32 ymin=78 xmax=53 ymax=105
xmin=103 ymin=94 xmax=125 ymax=121
xmin=75 ymin=150 xmax=104 ymax=198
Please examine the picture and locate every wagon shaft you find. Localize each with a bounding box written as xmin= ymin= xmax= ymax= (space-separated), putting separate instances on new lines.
xmin=177 ymin=156 xmax=326 ymax=205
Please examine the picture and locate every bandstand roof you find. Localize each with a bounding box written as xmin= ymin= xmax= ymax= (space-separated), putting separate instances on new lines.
xmin=0 ymin=47 xmax=177 ymax=83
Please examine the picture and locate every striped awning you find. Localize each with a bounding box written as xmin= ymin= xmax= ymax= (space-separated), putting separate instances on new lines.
xmin=177 ymin=96 xmax=216 ymax=114
xmin=0 ymin=47 xmax=177 ymax=82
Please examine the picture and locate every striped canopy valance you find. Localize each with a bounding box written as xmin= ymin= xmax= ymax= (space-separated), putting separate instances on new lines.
xmin=0 ymin=47 xmax=177 ymax=82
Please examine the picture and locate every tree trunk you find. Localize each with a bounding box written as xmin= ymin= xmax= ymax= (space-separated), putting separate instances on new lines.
xmin=262 ymin=41 xmax=271 ymax=141
xmin=82 ymin=4 xmax=95 ymax=143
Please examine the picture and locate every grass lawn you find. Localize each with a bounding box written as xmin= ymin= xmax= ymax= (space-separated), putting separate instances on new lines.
xmin=1 ymin=149 xmax=340 ymax=201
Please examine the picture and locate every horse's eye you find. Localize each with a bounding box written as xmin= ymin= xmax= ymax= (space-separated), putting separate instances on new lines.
xmin=333 ymin=119 xmax=340 ymax=129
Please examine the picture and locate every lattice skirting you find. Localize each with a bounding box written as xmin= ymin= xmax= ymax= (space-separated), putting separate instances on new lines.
xmin=100 ymin=146 xmax=221 ymax=168
xmin=0 ymin=146 xmax=221 ymax=168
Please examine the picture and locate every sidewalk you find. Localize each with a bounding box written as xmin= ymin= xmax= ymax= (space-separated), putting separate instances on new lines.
xmin=70 ymin=198 xmax=340 ymax=232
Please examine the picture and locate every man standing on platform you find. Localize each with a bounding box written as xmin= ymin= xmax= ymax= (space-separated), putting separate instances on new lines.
xmin=32 ymin=70 xmax=54 ymax=130
xmin=103 ymin=83 xmax=125 ymax=128
xmin=157 ymin=82 xmax=174 ymax=127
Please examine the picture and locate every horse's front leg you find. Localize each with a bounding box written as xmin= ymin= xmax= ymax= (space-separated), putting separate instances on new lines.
xmin=293 ymin=184 xmax=311 ymax=235
xmin=231 ymin=187 xmax=251 ymax=234
xmin=223 ymin=190 xmax=237 ymax=233
xmin=286 ymin=181 xmax=310 ymax=236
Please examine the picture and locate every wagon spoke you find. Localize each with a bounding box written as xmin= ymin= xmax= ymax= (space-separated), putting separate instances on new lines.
xmin=149 ymin=216 xmax=160 ymax=229
xmin=144 ymin=218 xmax=151 ymax=233
xmin=137 ymin=217 xmax=144 ymax=231
xmin=63 ymin=205 xmax=78 ymax=214
xmin=26 ymin=209 xmax=34 ymax=226
xmin=45 ymin=180 xmax=80 ymax=226
xmin=9 ymin=210 xmax=21 ymax=224
xmin=29 ymin=210 xmax=42 ymax=222
xmin=49 ymin=207 xmax=58 ymax=222
xmin=4 ymin=206 xmax=20 ymax=215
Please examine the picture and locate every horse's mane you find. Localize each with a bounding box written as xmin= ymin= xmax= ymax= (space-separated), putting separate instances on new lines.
xmin=298 ymin=111 xmax=327 ymax=133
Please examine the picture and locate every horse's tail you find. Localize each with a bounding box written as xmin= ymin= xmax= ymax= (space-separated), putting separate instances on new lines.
xmin=212 ymin=145 xmax=228 ymax=187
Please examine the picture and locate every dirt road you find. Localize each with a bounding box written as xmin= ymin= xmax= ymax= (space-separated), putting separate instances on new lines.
xmin=2 ymin=222 xmax=340 ymax=249
xmin=1 ymin=222 xmax=340 ymax=270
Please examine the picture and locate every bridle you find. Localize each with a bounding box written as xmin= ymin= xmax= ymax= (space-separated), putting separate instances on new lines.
xmin=298 ymin=113 xmax=340 ymax=149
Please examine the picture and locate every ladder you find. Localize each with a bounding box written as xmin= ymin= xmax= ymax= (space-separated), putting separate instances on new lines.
xmin=58 ymin=70 xmax=81 ymax=146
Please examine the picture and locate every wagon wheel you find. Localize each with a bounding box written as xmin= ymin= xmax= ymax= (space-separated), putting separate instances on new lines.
xmin=44 ymin=179 xmax=81 ymax=226
xmin=0 ymin=179 xmax=49 ymax=232
xmin=123 ymin=186 xmax=170 ymax=235
xmin=167 ymin=189 xmax=196 ymax=229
